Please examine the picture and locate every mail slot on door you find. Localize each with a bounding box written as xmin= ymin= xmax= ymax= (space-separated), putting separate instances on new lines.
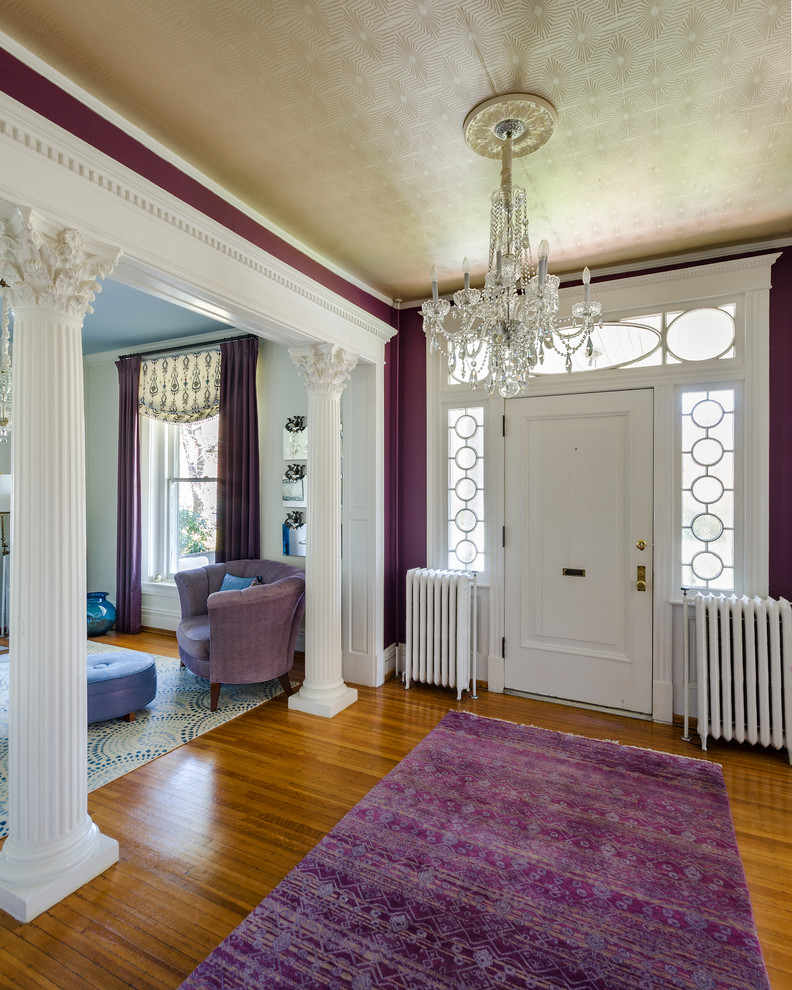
xmin=562 ymin=568 xmax=586 ymax=577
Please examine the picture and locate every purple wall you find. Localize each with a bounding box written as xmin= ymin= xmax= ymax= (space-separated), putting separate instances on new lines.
xmin=769 ymin=248 xmax=792 ymax=599
xmin=384 ymin=308 xmax=427 ymax=645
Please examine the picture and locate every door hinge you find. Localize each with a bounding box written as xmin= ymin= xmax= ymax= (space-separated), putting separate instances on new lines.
xmin=502 ymin=525 xmax=506 ymax=548
xmin=501 ymin=636 xmax=505 ymax=659
xmin=502 ymin=414 xmax=506 ymax=437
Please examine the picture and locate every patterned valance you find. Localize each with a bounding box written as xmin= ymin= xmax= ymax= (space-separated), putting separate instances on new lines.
xmin=138 ymin=348 xmax=221 ymax=423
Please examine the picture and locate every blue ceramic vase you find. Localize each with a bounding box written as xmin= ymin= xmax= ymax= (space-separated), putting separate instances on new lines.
xmin=87 ymin=591 xmax=116 ymax=636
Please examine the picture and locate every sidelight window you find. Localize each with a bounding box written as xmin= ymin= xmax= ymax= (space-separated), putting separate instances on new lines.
xmin=447 ymin=406 xmax=485 ymax=572
xmin=680 ymin=388 xmax=736 ymax=593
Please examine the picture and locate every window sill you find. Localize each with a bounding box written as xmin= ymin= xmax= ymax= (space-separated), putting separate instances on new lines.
xmin=142 ymin=579 xmax=179 ymax=596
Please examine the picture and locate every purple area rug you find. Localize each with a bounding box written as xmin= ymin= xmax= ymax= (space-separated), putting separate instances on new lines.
xmin=179 ymin=710 xmax=769 ymax=990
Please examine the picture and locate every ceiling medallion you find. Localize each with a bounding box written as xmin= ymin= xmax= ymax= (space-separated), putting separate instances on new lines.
xmin=422 ymin=94 xmax=602 ymax=398
xmin=463 ymin=93 xmax=558 ymax=159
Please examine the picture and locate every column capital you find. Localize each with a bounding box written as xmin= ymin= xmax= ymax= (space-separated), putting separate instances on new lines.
xmin=289 ymin=342 xmax=359 ymax=397
xmin=0 ymin=207 xmax=121 ymax=321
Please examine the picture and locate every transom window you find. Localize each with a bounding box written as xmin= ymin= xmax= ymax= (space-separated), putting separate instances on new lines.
xmin=448 ymin=302 xmax=737 ymax=382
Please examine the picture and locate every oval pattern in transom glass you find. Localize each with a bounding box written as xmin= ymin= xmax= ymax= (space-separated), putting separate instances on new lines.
xmin=667 ymin=308 xmax=735 ymax=362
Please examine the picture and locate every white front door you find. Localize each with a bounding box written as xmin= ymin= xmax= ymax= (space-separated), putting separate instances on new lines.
xmin=504 ymin=389 xmax=654 ymax=714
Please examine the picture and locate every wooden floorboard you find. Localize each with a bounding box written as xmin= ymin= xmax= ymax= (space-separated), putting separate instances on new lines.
xmin=1 ymin=628 xmax=791 ymax=988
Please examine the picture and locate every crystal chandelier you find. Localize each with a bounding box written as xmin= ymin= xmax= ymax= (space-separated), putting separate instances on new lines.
xmin=0 ymin=284 xmax=10 ymax=442
xmin=422 ymin=95 xmax=602 ymax=398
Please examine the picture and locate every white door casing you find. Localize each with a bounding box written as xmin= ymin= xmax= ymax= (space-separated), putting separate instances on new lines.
xmin=504 ymin=389 xmax=654 ymax=714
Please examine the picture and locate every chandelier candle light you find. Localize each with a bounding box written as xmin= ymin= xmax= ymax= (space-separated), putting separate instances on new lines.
xmin=422 ymin=95 xmax=602 ymax=398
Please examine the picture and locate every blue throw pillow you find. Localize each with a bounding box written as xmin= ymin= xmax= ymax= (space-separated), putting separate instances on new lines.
xmin=220 ymin=573 xmax=253 ymax=592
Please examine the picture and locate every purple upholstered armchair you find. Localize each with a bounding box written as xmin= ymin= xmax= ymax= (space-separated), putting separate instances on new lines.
xmin=174 ymin=559 xmax=306 ymax=711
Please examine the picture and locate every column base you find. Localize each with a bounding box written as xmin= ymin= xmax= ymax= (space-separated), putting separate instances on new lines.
xmin=288 ymin=684 xmax=358 ymax=718
xmin=0 ymin=832 xmax=119 ymax=923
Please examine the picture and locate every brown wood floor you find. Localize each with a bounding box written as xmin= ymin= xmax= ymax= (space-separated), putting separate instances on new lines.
xmin=1 ymin=630 xmax=791 ymax=989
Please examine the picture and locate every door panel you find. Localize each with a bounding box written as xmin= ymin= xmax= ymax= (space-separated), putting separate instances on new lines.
xmin=504 ymin=389 xmax=653 ymax=714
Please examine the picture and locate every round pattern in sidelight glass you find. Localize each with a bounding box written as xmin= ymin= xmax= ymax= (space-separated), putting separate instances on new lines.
xmin=455 ymin=477 xmax=477 ymax=501
xmin=455 ymin=508 xmax=477 ymax=533
xmin=691 ymin=398 xmax=724 ymax=429
xmin=691 ymin=437 xmax=724 ymax=467
xmin=691 ymin=475 xmax=724 ymax=504
xmin=454 ymin=414 xmax=478 ymax=439
xmin=691 ymin=551 xmax=724 ymax=581
xmin=455 ymin=540 xmax=477 ymax=564
xmin=454 ymin=445 xmax=477 ymax=470
xmin=691 ymin=513 xmax=724 ymax=542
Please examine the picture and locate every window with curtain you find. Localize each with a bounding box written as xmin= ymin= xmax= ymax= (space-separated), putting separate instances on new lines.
xmin=139 ymin=348 xmax=221 ymax=579
xmin=117 ymin=335 xmax=259 ymax=631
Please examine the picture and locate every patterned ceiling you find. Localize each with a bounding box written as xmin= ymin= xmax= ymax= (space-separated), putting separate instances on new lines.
xmin=0 ymin=0 xmax=790 ymax=302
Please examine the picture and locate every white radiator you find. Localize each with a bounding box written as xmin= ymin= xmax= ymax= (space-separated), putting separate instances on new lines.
xmin=692 ymin=593 xmax=792 ymax=763
xmin=404 ymin=568 xmax=477 ymax=699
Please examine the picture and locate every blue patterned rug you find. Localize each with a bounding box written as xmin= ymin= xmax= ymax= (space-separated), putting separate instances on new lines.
xmin=0 ymin=641 xmax=284 ymax=837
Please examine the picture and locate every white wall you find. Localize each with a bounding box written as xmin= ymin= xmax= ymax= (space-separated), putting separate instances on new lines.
xmin=84 ymin=338 xmax=309 ymax=630
xmin=84 ymin=360 xmax=120 ymax=598
xmin=258 ymin=339 xmax=308 ymax=566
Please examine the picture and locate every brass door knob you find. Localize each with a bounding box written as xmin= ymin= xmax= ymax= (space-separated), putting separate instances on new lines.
xmin=636 ymin=540 xmax=647 ymax=551
xmin=636 ymin=564 xmax=646 ymax=591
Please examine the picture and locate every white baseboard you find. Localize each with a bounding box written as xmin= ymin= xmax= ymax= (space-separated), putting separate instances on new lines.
xmin=396 ymin=642 xmax=406 ymax=680
xmin=380 ymin=642 xmax=397 ymax=683
xmin=141 ymin=606 xmax=179 ymax=632
xmin=487 ymin=655 xmax=505 ymax=693
xmin=653 ymin=679 xmax=673 ymax=724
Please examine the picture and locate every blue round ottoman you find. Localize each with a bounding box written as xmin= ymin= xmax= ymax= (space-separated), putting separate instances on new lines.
xmin=87 ymin=652 xmax=157 ymax=724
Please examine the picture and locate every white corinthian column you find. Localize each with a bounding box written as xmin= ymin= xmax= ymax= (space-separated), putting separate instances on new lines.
xmin=0 ymin=208 xmax=121 ymax=922
xmin=289 ymin=343 xmax=359 ymax=718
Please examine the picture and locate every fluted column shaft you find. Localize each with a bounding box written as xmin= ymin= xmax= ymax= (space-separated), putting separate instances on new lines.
xmin=0 ymin=209 xmax=121 ymax=922
xmin=289 ymin=343 xmax=358 ymax=718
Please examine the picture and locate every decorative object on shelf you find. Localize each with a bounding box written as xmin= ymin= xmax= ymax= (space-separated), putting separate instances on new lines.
xmin=0 ymin=283 xmax=12 ymax=442
xmin=87 ymin=591 xmax=117 ymax=636
xmin=282 ymin=463 xmax=306 ymax=506
xmin=283 ymin=415 xmax=307 ymax=459
xmin=282 ymin=510 xmax=306 ymax=557
xmin=421 ymin=94 xmax=603 ymax=398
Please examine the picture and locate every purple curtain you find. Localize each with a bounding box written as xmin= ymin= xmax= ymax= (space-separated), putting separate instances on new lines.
xmin=115 ymin=356 xmax=142 ymax=633
xmin=216 ymin=337 xmax=261 ymax=563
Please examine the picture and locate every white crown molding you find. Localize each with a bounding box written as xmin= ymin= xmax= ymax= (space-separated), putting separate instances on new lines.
xmin=0 ymin=28 xmax=393 ymax=308
xmin=401 ymin=241 xmax=791 ymax=309
xmin=0 ymin=90 xmax=395 ymax=352
xmin=574 ymin=251 xmax=782 ymax=297
xmin=562 ymin=252 xmax=781 ymax=317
